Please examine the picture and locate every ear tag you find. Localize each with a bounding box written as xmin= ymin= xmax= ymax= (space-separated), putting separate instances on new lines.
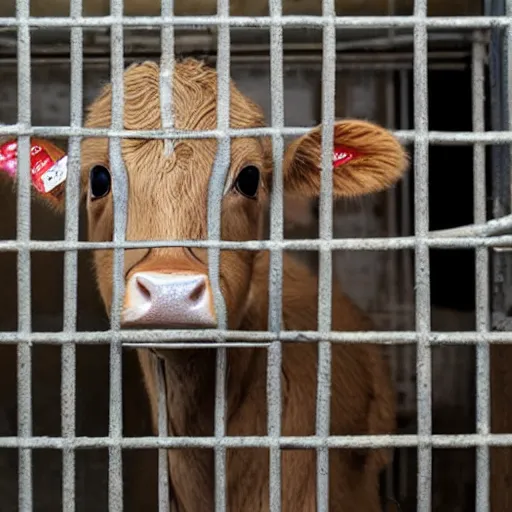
xmin=0 ymin=138 xmax=68 ymax=195
xmin=333 ymin=145 xmax=358 ymax=168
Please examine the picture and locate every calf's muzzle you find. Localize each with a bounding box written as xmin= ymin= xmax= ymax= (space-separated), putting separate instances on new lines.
xmin=121 ymin=271 xmax=217 ymax=328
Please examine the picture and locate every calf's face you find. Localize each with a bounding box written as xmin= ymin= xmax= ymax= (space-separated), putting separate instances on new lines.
xmin=80 ymin=60 xmax=272 ymax=330
xmin=0 ymin=59 xmax=409 ymax=331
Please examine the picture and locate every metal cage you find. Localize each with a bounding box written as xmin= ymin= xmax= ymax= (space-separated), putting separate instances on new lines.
xmin=0 ymin=0 xmax=511 ymax=510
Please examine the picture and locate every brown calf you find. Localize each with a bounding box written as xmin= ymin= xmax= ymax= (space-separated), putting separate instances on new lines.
xmin=2 ymin=58 xmax=409 ymax=511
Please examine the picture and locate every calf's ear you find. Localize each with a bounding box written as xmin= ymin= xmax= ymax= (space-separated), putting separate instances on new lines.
xmin=0 ymin=137 xmax=69 ymax=213
xmin=282 ymin=119 xmax=409 ymax=198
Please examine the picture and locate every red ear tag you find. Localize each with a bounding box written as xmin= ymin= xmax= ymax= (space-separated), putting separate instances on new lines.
xmin=333 ymin=145 xmax=358 ymax=168
xmin=0 ymin=138 xmax=68 ymax=194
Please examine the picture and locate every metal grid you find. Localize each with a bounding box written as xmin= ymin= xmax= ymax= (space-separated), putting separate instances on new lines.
xmin=2 ymin=0 xmax=512 ymax=511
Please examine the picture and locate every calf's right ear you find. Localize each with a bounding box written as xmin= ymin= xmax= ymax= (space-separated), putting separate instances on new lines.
xmin=0 ymin=137 xmax=70 ymax=214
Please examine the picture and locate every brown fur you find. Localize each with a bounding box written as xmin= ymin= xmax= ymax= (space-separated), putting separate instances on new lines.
xmin=26 ymin=58 xmax=409 ymax=511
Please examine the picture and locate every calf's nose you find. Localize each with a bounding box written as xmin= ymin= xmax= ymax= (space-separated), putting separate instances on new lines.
xmin=122 ymin=271 xmax=217 ymax=328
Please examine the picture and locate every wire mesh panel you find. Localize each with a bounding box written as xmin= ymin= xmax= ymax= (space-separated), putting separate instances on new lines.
xmin=0 ymin=0 xmax=511 ymax=511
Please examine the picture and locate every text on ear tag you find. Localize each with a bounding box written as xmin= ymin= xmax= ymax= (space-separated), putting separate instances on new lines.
xmin=0 ymin=138 xmax=68 ymax=194
xmin=333 ymin=145 xmax=358 ymax=168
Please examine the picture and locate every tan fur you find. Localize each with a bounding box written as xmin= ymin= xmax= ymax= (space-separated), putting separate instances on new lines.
xmin=27 ymin=58 xmax=409 ymax=511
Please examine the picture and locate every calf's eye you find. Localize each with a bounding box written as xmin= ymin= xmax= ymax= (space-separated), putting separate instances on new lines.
xmin=234 ymin=165 xmax=260 ymax=199
xmin=89 ymin=165 xmax=111 ymax=199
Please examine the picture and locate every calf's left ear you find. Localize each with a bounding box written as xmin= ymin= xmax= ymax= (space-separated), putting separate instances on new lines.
xmin=282 ymin=119 xmax=409 ymax=198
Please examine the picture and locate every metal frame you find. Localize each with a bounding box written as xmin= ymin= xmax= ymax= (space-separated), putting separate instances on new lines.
xmin=4 ymin=0 xmax=512 ymax=510
xmin=2 ymin=16 xmax=512 ymax=28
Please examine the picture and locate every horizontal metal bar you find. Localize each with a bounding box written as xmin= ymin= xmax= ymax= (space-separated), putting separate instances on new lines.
xmin=2 ymin=434 xmax=512 ymax=450
xmin=0 ymin=31 xmax=478 ymax=63
xmin=0 ymin=31 xmax=477 ymax=58
xmin=101 ymin=31 xmax=478 ymax=52
xmin=1 ymin=125 xmax=512 ymax=144
xmin=430 ymin=216 xmax=512 ymax=238
xmin=0 ymin=16 xmax=509 ymax=29
xmin=0 ymin=329 xmax=511 ymax=345
xmin=2 ymin=235 xmax=512 ymax=252
xmin=0 ymin=57 xmax=468 ymax=71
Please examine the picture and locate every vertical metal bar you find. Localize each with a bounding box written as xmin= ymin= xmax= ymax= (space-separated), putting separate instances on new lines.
xmin=506 ymin=0 xmax=512 ymax=306
xmin=158 ymin=0 xmax=174 ymax=508
xmin=384 ymin=69 xmax=397 ymax=502
xmin=506 ymin=0 xmax=512 ymax=216
xmin=109 ymin=0 xmax=127 ymax=508
xmin=486 ymin=0 xmax=510 ymax=316
xmin=316 ymin=0 xmax=336 ymax=510
xmin=16 ymin=0 xmax=32 ymax=509
xmin=157 ymin=360 xmax=170 ymax=512
xmin=387 ymin=0 xmax=397 ymax=46
xmin=62 ymin=0 xmax=83 ymax=509
xmin=210 ymin=0 xmax=230 ymax=510
xmin=160 ymin=0 xmax=175 ymax=157
xmin=385 ymin=73 xmax=398 ymax=322
xmin=267 ymin=1 xmax=284 ymax=511
xmin=398 ymin=68 xmax=413 ymax=503
xmin=413 ymin=1 xmax=432 ymax=511
xmin=472 ymin=30 xmax=490 ymax=512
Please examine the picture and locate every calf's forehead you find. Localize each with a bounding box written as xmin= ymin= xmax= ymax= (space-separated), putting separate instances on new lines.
xmin=80 ymin=58 xmax=269 ymax=194
xmin=84 ymin=59 xmax=266 ymax=130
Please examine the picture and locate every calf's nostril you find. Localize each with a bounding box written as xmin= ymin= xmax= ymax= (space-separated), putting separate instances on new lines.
xmin=188 ymin=280 xmax=206 ymax=303
xmin=135 ymin=277 xmax=152 ymax=303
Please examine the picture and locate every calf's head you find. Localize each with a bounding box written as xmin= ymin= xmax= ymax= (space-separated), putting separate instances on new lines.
xmin=1 ymin=59 xmax=409 ymax=331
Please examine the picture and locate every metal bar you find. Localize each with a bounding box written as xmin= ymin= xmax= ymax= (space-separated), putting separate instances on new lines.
xmin=387 ymin=0 xmax=396 ymax=42
xmin=487 ymin=0 xmax=511 ymax=327
xmin=0 ymin=58 xmax=469 ymax=71
xmin=384 ymin=67 xmax=398 ymax=503
xmin=61 ymin=0 xmax=83 ymax=508
xmin=0 ymin=15 xmax=511 ymax=29
xmin=15 ymin=29 xmax=476 ymax=48
xmin=0 ymin=48 xmax=473 ymax=68
xmin=15 ymin=0 xmax=33 ymax=508
xmin=159 ymin=0 xmax=175 ymax=157
xmin=0 ymin=29 xmax=478 ymax=49
xmin=108 ymin=0 xmax=128 ymax=507
xmin=473 ymin=30 xmax=491 ymax=512
xmin=507 ymin=0 xmax=512 ymax=213
xmin=316 ymin=0 xmax=336 ymax=509
xmin=0 ymin=30 xmax=473 ymax=52
xmin=267 ymin=0 xmax=284 ymax=510
xmin=0 ymin=329 xmax=511 ymax=345
xmin=502 ymin=0 xmax=512 ymax=296
xmin=209 ymin=0 xmax=230 ymax=509
xmin=413 ymin=1 xmax=432 ymax=510
xmin=385 ymin=70 xmax=399 ymax=318
xmin=157 ymin=0 xmax=174 ymax=508
xmin=3 ymin=125 xmax=512 ymax=144
xmin=3 ymin=433 xmax=512 ymax=450
xmin=5 ymin=233 xmax=512 ymax=252
xmin=157 ymin=360 xmax=170 ymax=512
xmin=398 ymin=67 xmax=414 ymax=501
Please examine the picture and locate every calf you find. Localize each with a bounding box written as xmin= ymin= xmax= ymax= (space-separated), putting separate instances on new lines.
xmin=2 ymin=58 xmax=408 ymax=511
